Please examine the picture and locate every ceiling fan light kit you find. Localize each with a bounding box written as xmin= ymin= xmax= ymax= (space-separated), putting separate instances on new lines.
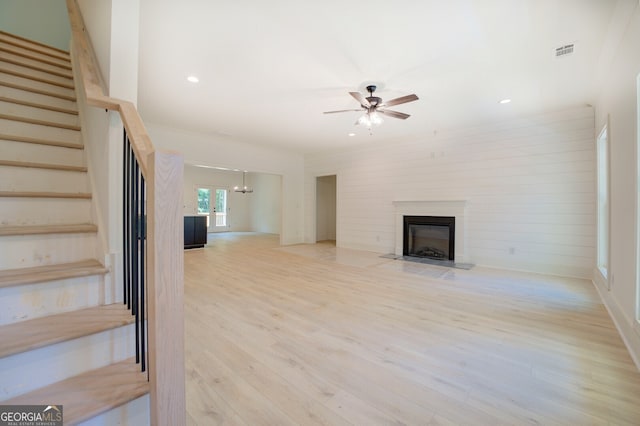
xmin=324 ymin=84 xmax=419 ymax=132
xmin=357 ymin=111 xmax=383 ymax=127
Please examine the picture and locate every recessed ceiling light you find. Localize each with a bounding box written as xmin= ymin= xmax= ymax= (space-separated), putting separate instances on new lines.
xmin=499 ymin=98 xmax=511 ymax=104
xmin=187 ymin=75 xmax=199 ymax=83
xmin=348 ymin=132 xmax=356 ymax=137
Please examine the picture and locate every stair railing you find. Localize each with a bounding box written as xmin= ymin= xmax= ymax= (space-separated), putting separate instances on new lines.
xmin=65 ymin=1 xmax=185 ymax=424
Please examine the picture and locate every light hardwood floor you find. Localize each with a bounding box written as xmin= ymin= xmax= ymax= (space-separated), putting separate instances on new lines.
xmin=184 ymin=233 xmax=640 ymax=425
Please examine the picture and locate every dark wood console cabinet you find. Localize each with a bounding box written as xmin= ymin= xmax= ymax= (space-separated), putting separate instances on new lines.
xmin=184 ymin=216 xmax=207 ymax=249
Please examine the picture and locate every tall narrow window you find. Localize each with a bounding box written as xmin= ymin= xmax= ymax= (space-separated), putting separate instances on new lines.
xmin=597 ymin=123 xmax=609 ymax=282
xmin=197 ymin=188 xmax=211 ymax=228
xmin=215 ymin=189 xmax=227 ymax=227
xmin=637 ymin=73 xmax=640 ymax=321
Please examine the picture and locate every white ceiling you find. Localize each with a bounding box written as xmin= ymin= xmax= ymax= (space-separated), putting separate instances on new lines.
xmin=137 ymin=0 xmax=633 ymax=154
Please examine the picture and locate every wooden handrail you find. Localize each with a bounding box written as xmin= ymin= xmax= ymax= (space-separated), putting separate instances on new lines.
xmin=65 ymin=1 xmax=185 ymax=425
xmin=65 ymin=0 xmax=152 ymax=177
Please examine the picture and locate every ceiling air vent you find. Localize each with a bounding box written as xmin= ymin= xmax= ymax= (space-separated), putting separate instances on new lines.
xmin=555 ymin=43 xmax=574 ymax=57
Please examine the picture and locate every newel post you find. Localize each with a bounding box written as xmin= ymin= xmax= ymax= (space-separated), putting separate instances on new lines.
xmin=147 ymin=149 xmax=186 ymax=425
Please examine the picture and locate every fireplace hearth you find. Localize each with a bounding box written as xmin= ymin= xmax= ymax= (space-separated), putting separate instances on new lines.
xmin=403 ymin=215 xmax=455 ymax=261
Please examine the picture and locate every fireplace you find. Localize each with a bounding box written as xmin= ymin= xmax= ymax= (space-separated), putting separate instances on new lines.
xmin=393 ymin=200 xmax=466 ymax=262
xmin=403 ymin=216 xmax=455 ymax=261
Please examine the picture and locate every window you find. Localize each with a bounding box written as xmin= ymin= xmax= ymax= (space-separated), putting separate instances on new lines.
xmin=215 ymin=189 xmax=227 ymax=227
xmin=197 ymin=188 xmax=211 ymax=228
xmin=196 ymin=186 xmax=228 ymax=230
xmin=637 ymin=73 xmax=640 ymax=321
xmin=597 ymin=123 xmax=609 ymax=282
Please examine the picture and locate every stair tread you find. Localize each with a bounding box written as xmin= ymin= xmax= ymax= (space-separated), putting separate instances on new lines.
xmin=0 ymin=223 xmax=97 ymax=236
xmin=0 ymin=191 xmax=91 ymax=199
xmin=0 ymin=94 xmax=78 ymax=115
xmin=0 ymin=159 xmax=87 ymax=172
xmin=0 ymin=31 xmax=71 ymax=62
xmin=0 ymin=80 xmax=76 ymax=102
xmin=0 ymin=259 xmax=107 ymax=288
xmin=1 ymin=358 xmax=149 ymax=425
xmin=0 ymin=51 xmax=73 ymax=79
xmin=0 ymin=66 xmax=74 ymax=89
xmin=0 ymin=113 xmax=80 ymax=131
xmin=0 ymin=133 xmax=83 ymax=149
xmin=0 ymin=304 xmax=135 ymax=358
xmin=0 ymin=44 xmax=72 ymax=71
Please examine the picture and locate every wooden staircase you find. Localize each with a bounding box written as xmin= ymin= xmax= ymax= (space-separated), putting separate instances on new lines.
xmin=0 ymin=31 xmax=149 ymax=424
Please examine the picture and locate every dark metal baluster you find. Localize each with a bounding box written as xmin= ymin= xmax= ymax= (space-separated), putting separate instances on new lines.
xmin=132 ymin=159 xmax=140 ymax=365
xmin=140 ymin=176 xmax=146 ymax=372
xmin=124 ymin=136 xmax=131 ymax=308
xmin=123 ymin=133 xmax=128 ymax=306
xmin=122 ymin=128 xmax=148 ymax=373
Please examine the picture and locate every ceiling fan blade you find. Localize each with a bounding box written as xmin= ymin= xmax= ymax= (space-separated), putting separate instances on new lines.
xmin=382 ymin=94 xmax=419 ymax=107
xmin=379 ymin=109 xmax=410 ymax=120
xmin=323 ymin=109 xmax=363 ymax=114
xmin=349 ymin=91 xmax=371 ymax=108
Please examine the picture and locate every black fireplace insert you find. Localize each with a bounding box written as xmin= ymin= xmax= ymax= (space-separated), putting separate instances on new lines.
xmin=403 ymin=215 xmax=455 ymax=261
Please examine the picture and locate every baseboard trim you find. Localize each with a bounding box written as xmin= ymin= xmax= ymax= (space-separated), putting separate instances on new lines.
xmin=592 ymin=276 xmax=640 ymax=371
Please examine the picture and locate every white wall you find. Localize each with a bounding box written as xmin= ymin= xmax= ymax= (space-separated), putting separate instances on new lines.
xmin=146 ymin=123 xmax=304 ymax=245
xmin=74 ymin=0 xmax=141 ymax=300
xmin=593 ymin=4 xmax=640 ymax=368
xmin=249 ymin=173 xmax=282 ymax=234
xmin=77 ymin=0 xmax=112 ymax=88
xmin=0 ymin=0 xmax=70 ymax=50
xmin=77 ymin=0 xmax=139 ymax=101
xmin=305 ymin=106 xmax=596 ymax=278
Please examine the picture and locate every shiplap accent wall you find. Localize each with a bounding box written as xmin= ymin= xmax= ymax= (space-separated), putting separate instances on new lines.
xmin=305 ymin=106 xmax=596 ymax=278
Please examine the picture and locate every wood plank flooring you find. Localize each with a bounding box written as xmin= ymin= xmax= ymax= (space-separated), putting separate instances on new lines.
xmin=184 ymin=233 xmax=640 ymax=425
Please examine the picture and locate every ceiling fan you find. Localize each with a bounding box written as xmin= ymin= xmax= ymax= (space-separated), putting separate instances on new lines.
xmin=323 ymin=85 xmax=419 ymax=127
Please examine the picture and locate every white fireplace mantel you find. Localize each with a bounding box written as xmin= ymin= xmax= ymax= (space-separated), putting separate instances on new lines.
xmin=392 ymin=200 xmax=468 ymax=262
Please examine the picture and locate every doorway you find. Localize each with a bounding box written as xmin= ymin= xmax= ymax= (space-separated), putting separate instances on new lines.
xmin=196 ymin=186 xmax=229 ymax=232
xmin=316 ymin=175 xmax=336 ymax=242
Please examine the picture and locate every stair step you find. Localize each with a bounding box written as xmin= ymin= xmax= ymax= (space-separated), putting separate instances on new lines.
xmin=0 ymin=135 xmax=85 ymax=166
xmin=0 ymin=31 xmax=71 ymax=62
xmin=0 ymin=223 xmax=97 ymax=236
xmin=0 ymin=94 xmax=77 ymax=116
xmin=0 ymin=166 xmax=89 ymax=193
xmin=0 ymin=134 xmax=83 ymax=149
xmin=0 ymin=273 xmax=106 ymax=326
xmin=0 ymin=60 xmax=74 ymax=88
xmin=0 ymin=42 xmax=71 ymax=71
xmin=0 ymin=159 xmax=86 ymax=172
xmin=0 ymin=96 xmax=80 ymax=129
xmin=0 ymin=84 xmax=77 ymax=113
xmin=0 ymin=233 xmax=98 ymax=270
xmin=0 ymin=139 xmax=84 ymax=166
xmin=0 ymin=191 xmax=91 ymax=199
xmin=1 ymin=358 xmax=149 ymax=425
xmin=0 ymin=66 xmax=74 ymax=89
xmin=0 ymin=197 xmax=91 ymax=228
xmin=0 ymin=112 xmax=79 ymax=131
xmin=0 ymin=323 xmax=136 ymax=400
xmin=0 ymin=117 xmax=81 ymax=145
xmin=0 ymin=72 xmax=75 ymax=101
xmin=0 ymin=48 xmax=73 ymax=79
xmin=0 ymin=259 xmax=106 ymax=289
xmin=0 ymin=304 xmax=134 ymax=358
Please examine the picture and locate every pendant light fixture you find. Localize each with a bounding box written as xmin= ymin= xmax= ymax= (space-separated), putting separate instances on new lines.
xmin=234 ymin=171 xmax=253 ymax=194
